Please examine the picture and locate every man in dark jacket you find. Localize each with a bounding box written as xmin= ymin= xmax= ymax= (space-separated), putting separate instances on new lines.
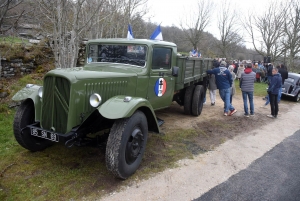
xmin=278 ymin=64 xmax=288 ymax=102
xmin=266 ymin=63 xmax=273 ymax=83
xmin=207 ymin=61 xmax=237 ymax=116
xmin=267 ymin=67 xmax=282 ymax=118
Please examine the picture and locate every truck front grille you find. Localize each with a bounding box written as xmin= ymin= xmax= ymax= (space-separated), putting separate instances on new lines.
xmin=41 ymin=76 xmax=70 ymax=133
xmin=83 ymin=81 xmax=128 ymax=112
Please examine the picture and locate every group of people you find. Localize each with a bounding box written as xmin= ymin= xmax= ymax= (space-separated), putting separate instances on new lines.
xmin=189 ymin=48 xmax=201 ymax=58
xmin=207 ymin=59 xmax=287 ymax=119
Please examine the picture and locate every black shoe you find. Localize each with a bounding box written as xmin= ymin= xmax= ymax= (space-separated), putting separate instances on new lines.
xmin=211 ymin=103 xmax=215 ymax=106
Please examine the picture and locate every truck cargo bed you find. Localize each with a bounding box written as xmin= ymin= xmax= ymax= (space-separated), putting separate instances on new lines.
xmin=175 ymin=57 xmax=213 ymax=90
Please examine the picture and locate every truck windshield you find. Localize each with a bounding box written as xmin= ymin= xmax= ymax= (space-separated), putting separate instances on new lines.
xmin=87 ymin=44 xmax=147 ymax=67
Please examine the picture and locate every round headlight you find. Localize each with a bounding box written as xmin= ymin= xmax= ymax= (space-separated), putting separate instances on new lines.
xmin=38 ymin=87 xmax=43 ymax=98
xmin=89 ymin=93 xmax=102 ymax=107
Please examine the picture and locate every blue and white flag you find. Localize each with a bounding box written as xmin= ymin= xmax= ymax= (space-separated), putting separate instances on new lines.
xmin=127 ymin=24 xmax=134 ymax=39
xmin=150 ymin=25 xmax=163 ymax=40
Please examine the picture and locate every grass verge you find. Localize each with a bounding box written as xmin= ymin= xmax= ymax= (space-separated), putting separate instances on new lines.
xmin=234 ymin=79 xmax=268 ymax=96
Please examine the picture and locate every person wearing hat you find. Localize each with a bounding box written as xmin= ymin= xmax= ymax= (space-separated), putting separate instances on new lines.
xmin=240 ymin=63 xmax=256 ymax=117
xmin=207 ymin=61 xmax=237 ymax=116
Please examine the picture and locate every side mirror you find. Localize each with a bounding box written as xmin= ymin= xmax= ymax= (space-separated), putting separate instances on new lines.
xmin=172 ymin=66 xmax=179 ymax=77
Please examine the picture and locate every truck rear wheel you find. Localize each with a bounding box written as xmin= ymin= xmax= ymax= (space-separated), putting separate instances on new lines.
xmin=192 ymin=85 xmax=204 ymax=116
xmin=105 ymin=111 xmax=148 ymax=179
xmin=13 ymin=99 xmax=53 ymax=152
xmin=184 ymin=85 xmax=195 ymax=115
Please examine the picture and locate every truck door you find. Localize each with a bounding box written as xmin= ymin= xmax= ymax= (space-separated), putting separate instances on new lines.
xmin=147 ymin=47 xmax=175 ymax=110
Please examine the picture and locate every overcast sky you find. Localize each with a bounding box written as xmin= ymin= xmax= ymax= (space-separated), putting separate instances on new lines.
xmin=145 ymin=0 xmax=273 ymax=48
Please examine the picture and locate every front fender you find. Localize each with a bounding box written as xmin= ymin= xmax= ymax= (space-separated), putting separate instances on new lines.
xmin=293 ymin=88 xmax=300 ymax=96
xmin=12 ymin=85 xmax=42 ymax=121
xmin=99 ymin=96 xmax=153 ymax=119
xmin=12 ymin=84 xmax=41 ymax=102
xmin=99 ymin=96 xmax=160 ymax=133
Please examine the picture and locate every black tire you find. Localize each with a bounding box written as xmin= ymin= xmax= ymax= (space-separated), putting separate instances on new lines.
xmin=13 ymin=99 xmax=53 ymax=152
xmin=105 ymin=111 xmax=148 ymax=179
xmin=192 ymin=85 xmax=204 ymax=116
xmin=294 ymin=92 xmax=300 ymax=102
xmin=184 ymin=85 xmax=195 ymax=115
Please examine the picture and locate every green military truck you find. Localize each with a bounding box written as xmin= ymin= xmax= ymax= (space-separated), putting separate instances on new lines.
xmin=12 ymin=39 xmax=212 ymax=179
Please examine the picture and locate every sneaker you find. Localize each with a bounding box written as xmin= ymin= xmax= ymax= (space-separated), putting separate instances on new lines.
xmin=211 ymin=102 xmax=215 ymax=106
xmin=267 ymin=114 xmax=274 ymax=118
xmin=250 ymin=113 xmax=254 ymax=116
xmin=244 ymin=113 xmax=250 ymax=117
xmin=224 ymin=113 xmax=228 ymax=116
xmin=229 ymin=109 xmax=237 ymax=116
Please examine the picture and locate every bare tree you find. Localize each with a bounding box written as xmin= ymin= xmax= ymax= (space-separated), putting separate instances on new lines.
xmin=179 ymin=0 xmax=214 ymax=50
xmin=216 ymin=0 xmax=243 ymax=59
xmin=37 ymin=0 xmax=105 ymax=68
xmin=0 ymin=0 xmax=26 ymax=34
xmin=120 ymin=0 xmax=149 ymax=37
xmin=282 ymin=0 xmax=300 ymax=71
xmin=243 ymin=0 xmax=286 ymax=62
xmin=82 ymin=0 xmax=148 ymax=39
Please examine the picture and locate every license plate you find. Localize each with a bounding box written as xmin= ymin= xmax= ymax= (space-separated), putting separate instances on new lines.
xmin=30 ymin=128 xmax=59 ymax=142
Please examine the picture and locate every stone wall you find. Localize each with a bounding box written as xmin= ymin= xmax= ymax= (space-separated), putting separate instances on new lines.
xmin=0 ymin=58 xmax=36 ymax=80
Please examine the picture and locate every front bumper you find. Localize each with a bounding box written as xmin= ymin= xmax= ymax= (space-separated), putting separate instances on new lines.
xmin=24 ymin=122 xmax=79 ymax=146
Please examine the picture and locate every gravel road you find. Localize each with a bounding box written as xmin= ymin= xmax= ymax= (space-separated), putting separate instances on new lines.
xmin=100 ymin=101 xmax=300 ymax=201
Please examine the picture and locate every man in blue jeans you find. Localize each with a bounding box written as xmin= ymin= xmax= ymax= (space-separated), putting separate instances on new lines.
xmin=240 ymin=63 xmax=256 ymax=117
xmin=207 ymin=61 xmax=237 ymax=116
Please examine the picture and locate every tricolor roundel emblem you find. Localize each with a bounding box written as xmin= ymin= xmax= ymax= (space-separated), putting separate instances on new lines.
xmin=154 ymin=78 xmax=167 ymax=97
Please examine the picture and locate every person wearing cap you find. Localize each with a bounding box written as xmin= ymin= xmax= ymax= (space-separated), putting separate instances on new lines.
xmin=207 ymin=61 xmax=237 ymax=116
xmin=240 ymin=63 xmax=256 ymax=117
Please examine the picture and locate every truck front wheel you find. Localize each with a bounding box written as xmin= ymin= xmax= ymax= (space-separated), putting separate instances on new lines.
xmin=192 ymin=85 xmax=205 ymax=116
xmin=105 ymin=111 xmax=148 ymax=179
xmin=13 ymin=99 xmax=53 ymax=152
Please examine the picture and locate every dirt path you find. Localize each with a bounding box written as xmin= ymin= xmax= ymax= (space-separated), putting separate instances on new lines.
xmin=100 ymin=93 xmax=300 ymax=201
